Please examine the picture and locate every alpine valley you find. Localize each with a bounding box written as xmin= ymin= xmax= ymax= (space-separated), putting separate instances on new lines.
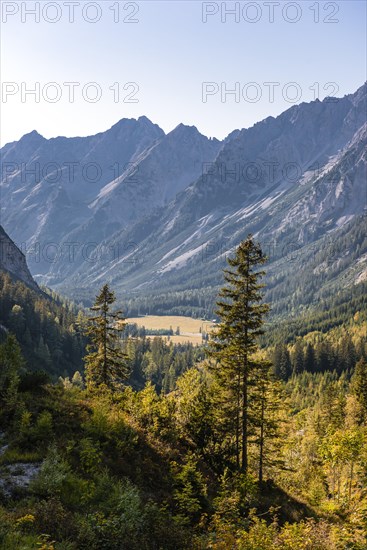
xmin=1 ymin=83 xmax=366 ymax=321
xmin=1 ymin=82 xmax=367 ymax=550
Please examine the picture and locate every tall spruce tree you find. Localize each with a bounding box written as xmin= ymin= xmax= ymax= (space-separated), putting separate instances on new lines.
xmin=251 ymin=363 xmax=285 ymax=483
xmin=351 ymin=358 xmax=367 ymax=424
xmin=292 ymin=340 xmax=304 ymax=375
xmin=208 ymin=235 xmax=270 ymax=474
xmin=83 ymin=284 xmax=129 ymax=390
xmin=272 ymin=343 xmax=291 ymax=380
xmin=304 ymin=342 xmax=316 ymax=373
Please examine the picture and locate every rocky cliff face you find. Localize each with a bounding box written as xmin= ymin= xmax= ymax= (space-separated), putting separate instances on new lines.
xmin=0 ymin=226 xmax=39 ymax=291
xmin=0 ymin=117 xmax=165 ymax=270
xmin=0 ymin=118 xmax=221 ymax=277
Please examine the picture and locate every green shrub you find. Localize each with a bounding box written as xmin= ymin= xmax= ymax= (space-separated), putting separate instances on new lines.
xmin=33 ymin=498 xmax=78 ymax=542
xmin=86 ymin=480 xmax=144 ymax=549
xmin=31 ymin=445 xmax=70 ymax=496
xmin=79 ymin=438 xmax=102 ymax=476
xmin=172 ymin=455 xmax=208 ymax=524
xmin=33 ymin=411 xmax=53 ymax=443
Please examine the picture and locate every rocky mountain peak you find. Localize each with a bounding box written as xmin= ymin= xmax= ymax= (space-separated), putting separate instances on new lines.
xmin=20 ymin=129 xmax=45 ymax=141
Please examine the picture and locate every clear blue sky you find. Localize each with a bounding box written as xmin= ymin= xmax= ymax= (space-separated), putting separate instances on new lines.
xmin=1 ymin=1 xmax=366 ymax=145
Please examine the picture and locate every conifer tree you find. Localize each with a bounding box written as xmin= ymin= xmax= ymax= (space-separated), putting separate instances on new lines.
xmin=351 ymin=358 xmax=367 ymax=424
xmin=272 ymin=343 xmax=291 ymax=380
xmin=208 ymin=235 xmax=270 ymax=474
xmin=340 ymin=334 xmax=356 ymax=371
xmin=83 ymin=284 xmax=129 ymax=390
xmin=251 ymin=363 xmax=285 ymax=483
xmin=304 ymin=342 xmax=316 ymax=373
xmin=292 ymin=340 xmax=304 ymax=375
xmin=0 ymin=334 xmax=24 ymax=414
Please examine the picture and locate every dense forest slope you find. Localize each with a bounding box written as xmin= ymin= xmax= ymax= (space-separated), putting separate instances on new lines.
xmin=0 ymin=227 xmax=84 ymax=375
xmin=0 ymin=230 xmax=366 ymax=549
xmin=0 ymin=343 xmax=366 ymax=549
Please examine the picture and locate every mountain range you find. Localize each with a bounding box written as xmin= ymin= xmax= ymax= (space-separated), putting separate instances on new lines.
xmin=1 ymin=83 xmax=366 ymax=319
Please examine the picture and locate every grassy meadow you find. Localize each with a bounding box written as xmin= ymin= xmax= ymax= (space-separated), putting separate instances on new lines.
xmin=127 ymin=315 xmax=215 ymax=344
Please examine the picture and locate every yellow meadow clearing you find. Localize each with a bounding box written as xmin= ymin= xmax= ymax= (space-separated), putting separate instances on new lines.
xmin=127 ymin=315 xmax=215 ymax=345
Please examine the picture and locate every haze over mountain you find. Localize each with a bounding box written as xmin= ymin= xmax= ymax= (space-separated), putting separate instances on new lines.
xmin=1 ymin=83 xmax=366 ymax=318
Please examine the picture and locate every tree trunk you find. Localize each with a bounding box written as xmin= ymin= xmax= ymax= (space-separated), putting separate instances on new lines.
xmin=348 ymin=461 xmax=354 ymax=502
xmin=241 ymin=367 xmax=248 ymax=473
xmin=259 ymin=388 xmax=265 ymax=483
xmin=103 ymin=307 xmax=108 ymax=385
xmin=236 ymin=370 xmax=240 ymax=470
xmin=241 ymin=260 xmax=250 ymax=474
